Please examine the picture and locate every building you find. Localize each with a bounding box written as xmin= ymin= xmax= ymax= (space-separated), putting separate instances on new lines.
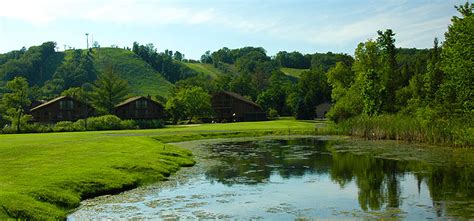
xmin=30 ymin=96 xmax=95 ymax=123
xmin=315 ymin=102 xmax=331 ymax=119
xmin=114 ymin=96 xmax=165 ymax=120
xmin=211 ymin=91 xmax=267 ymax=122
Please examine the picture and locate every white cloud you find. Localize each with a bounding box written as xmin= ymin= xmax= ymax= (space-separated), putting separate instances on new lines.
xmin=0 ymin=0 xmax=459 ymax=50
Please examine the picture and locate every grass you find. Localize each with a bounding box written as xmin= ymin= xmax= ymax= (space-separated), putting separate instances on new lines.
xmin=280 ymin=67 xmax=309 ymax=78
xmin=90 ymin=48 xmax=173 ymax=97
xmin=182 ymin=62 xmax=223 ymax=79
xmin=333 ymin=114 xmax=473 ymax=147
xmin=0 ymin=119 xmax=316 ymax=219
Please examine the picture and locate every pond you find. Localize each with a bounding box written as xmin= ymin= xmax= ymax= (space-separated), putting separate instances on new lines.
xmin=68 ymin=136 xmax=474 ymax=220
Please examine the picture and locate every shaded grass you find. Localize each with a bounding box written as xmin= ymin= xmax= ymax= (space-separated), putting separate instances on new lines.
xmin=280 ymin=67 xmax=309 ymax=78
xmin=182 ymin=62 xmax=223 ymax=79
xmin=0 ymin=119 xmax=315 ymax=219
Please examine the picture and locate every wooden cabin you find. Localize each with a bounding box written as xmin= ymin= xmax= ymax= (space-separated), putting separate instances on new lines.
xmin=114 ymin=96 xmax=165 ymax=120
xmin=211 ymin=91 xmax=267 ymax=122
xmin=30 ymin=96 xmax=95 ymax=123
xmin=315 ymin=102 xmax=331 ymax=119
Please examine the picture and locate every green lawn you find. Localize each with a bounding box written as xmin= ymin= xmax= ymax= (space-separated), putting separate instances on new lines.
xmin=280 ymin=67 xmax=309 ymax=78
xmin=0 ymin=119 xmax=316 ymax=219
xmin=182 ymin=62 xmax=223 ymax=79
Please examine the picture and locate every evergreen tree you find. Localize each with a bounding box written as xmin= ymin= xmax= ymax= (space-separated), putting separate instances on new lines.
xmin=90 ymin=67 xmax=129 ymax=114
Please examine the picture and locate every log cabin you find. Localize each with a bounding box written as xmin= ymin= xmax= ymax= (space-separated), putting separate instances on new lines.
xmin=211 ymin=91 xmax=267 ymax=122
xmin=114 ymin=96 xmax=165 ymax=120
xmin=30 ymin=96 xmax=95 ymax=123
xmin=315 ymin=102 xmax=331 ymax=119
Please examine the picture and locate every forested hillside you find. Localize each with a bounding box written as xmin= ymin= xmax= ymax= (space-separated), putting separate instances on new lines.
xmin=0 ymin=2 xmax=471 ymax=146
xmin=0 ymin=41 xmax=430 ymax=122
xmin=0 ymin=45 xmax=173 ymax=99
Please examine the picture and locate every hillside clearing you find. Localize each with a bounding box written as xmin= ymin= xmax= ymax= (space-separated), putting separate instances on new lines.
xmin=182 ymin=62 xmax=223 ymax=79
xmin=91 ymin=48 xmax=173 ymax=97
xmin=280 ymin=67 xmax=309 ymax=78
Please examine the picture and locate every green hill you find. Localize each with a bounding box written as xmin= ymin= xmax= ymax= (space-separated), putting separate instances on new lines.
xmin=280 ymin=67 xmax=309 ymax=78
xmin=83 ymin=48 xmax=172 ymax=97
xmin=182 ymin=62 xmax=223 ymax=79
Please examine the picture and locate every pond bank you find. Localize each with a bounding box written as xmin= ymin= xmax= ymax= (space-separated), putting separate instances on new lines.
xmin=68 ymin=135 xmax=474 ymax=220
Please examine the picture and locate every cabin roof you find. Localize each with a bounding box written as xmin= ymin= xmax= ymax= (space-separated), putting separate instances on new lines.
xmin=30 ymin=96 xmax=69 ymax=111
xmin=218 ymin=91 xmax=262 ymax=109
xmin=115 ymin=96 xmax=163 ymax=108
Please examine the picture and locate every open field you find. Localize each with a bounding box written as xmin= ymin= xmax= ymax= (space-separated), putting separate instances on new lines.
xmin=182 ymin=62 xmax=223 ymax=79
xmin=0 ymin=119 xmax=316 ymax=219
xmin=280 ymin=67 xmax=309 ymax=78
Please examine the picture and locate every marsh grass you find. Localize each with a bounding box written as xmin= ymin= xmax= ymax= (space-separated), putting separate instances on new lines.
xmin=335 ymin=115 xmax=473 ymax=147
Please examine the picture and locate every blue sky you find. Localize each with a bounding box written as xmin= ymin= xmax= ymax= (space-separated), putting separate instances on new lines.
xmin=0 ymin=0 xmax=465 ymax=59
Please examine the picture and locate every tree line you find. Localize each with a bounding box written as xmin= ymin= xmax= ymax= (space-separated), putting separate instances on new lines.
xmin=0 ymin=3 xmax=471 ymax=141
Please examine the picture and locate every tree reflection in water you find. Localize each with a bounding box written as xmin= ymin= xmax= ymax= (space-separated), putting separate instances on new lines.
xmin=203 ymin=138 xmax=474 ymax=218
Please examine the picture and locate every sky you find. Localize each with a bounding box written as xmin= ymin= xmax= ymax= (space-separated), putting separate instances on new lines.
xmin=0 ymin=0 xmax=466 ymax=59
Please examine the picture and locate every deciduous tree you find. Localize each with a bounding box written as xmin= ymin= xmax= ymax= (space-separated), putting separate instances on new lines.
xmin=2 ymin=77 xmax=31 ymax=133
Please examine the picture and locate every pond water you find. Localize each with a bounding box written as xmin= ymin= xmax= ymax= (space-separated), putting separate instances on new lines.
xmin=68 ymin=137 xmax=474 ymax=220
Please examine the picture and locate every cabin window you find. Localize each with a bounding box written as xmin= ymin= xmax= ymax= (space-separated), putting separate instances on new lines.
xmin=136 ymin=100 xmax=148 ymax=109
xmin=59 ymin=100 xmax=73 ymax=110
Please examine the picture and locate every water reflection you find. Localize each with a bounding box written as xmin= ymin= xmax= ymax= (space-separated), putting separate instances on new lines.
xmin=68 ymin=137 xmax=474 ymax=220
xmin=203 ymin=138 xmax=474 ymax=218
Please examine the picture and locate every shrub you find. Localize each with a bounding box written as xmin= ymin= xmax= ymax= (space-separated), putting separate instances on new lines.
xmin=268 ymin=108 xmax=279 ymax=120
xmin=134 ymin=119 xmax=164 ymax=129
xmin=53 ymin=121 xmax=76 ymax=132
xmin=86 ymin=115 xmax=123 ymax=131
xmin=120 ymin=120 xmax=138 ymax=130
xmin=72 ymin=120 xmax=87 ymax=131
xmin=23 ymin=123 xmax=53 ymax=133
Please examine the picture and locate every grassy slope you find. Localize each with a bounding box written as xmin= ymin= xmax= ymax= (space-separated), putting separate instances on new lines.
xmin=90 ymin=48 xmax=173 ymax=97
xmin=182 ymin=62 xmax=223 ymax=79
xmin=0 ymin=119 xmax=315 ymax=219
xmin=280 ymin=67 xmax=309 ymax=78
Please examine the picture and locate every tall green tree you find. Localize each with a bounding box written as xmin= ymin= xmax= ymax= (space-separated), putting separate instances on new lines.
xmin=90 ymin=67 xmax=129 ymax=114
xmin=423 ymin=38 xmax=443 ymax=103
xmin=2 ymin=77 xmax=31 ymax=133
xmin=352 ymin=40 xmax=386 ymax=116
xmin=295 ymin=67 xmax=331 ymax=119
xmin=53 ymin=50 xmax=97 ymax=89
xmin=257 ymin=71 xmax=292 ymax=115
xmin=327 ymin=62 xmax=354 ymax=102
xmin=60 ymin=87 xmax=90 ymax=103
xmin=376 ymin=29 xmax=398 ymax=112
xmin=165 ymin=87 xmax=211 ymax=123
xmin=438 ymin=2 xmax=473 ymax=116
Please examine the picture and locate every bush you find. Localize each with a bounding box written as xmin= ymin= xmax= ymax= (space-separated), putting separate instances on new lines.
xmin=133 ymin=119 xmax=164 ymax=129
xmin=86 ymin=115 xmax=124 ymax=131
xmin=120 ymin=120 xmax=138 ymax=130
xmin=53 ymin=121 xmax=77 ymax=132
xmin=73 ymin=120 xmax=87 ymax=131
xmin=268 ymin=108 xmax=279 ymax=120
xmin=23 ymin=123 xmax=53 ymax=133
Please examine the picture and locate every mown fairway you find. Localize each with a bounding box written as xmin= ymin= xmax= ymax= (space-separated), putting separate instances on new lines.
xmin=0 ymin=119 xmax=316 ymax=219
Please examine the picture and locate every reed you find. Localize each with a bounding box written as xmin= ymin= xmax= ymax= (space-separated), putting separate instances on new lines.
xmin=335 ymin=114 xmax=472 ymax=147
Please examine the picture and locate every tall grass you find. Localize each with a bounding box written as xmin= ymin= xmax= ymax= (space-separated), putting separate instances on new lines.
xmin=336 ymin=114 xmax=473 ymax=147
